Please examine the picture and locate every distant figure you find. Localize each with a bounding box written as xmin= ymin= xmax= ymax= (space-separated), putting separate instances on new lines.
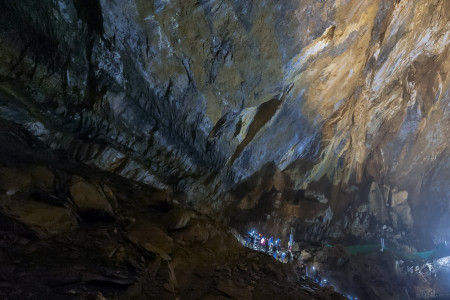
xmin=245 ymin=235 xmax=251 ymax=247
xmin=260 ymin=236 xmax=266 ymax=252
xmin=380 ymin=238 xmax=385 ymax=252
xmin=289 ymin=232 xmax=294 ymax=251
xmin=288 ymin=250 xmax=293 ymax=262
xmin=272 ymin=243 xmax=277 ymax=253
xmin=314 ymin=268 xmax=321 ymax=283
xmin=257 ymin=233 xmax=262 ymax=249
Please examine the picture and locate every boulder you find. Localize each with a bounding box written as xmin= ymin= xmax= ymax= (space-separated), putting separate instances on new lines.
xmin=0 ymin=166 xmax=54 ymax=194
xmin=3 ymin=201 xmax=77 ymax=238
xmin=30 ymin=166 xmax=55 ymax=190
xmin=391 ymin=202 xmax=413 ymax=230
xmin=314 ymin=245 xmax=349 ymax=267
xmin=301 ymin=250 xmax=313 ymax=262
xmin=168 ymin=207 xmax=192 ymax=230
xmin=391 ymin=190 xmax=408 ymax=207
xmin=0 ymin=167 xmax=32 ymax=194
xmin=128 ymin=221 xmax=173 ymax=259
xmin=172 ymin=220 xmax=213 ymax=245
xmin=69 ymin=176 xmax=113 ymax=215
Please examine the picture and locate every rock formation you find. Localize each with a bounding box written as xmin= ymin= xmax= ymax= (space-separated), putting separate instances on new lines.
xmin=0 ymin=126 xmax=347 ymax=299
xmin=0 ymin=0 xmax=449 ymax=298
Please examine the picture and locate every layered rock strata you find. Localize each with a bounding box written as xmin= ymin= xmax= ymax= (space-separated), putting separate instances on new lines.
xmin=0 ymin=0 xmax=449 ymax=246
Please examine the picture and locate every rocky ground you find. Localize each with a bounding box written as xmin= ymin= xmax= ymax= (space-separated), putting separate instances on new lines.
xmin=287 ymin=241 xmax=450 ymax=299
xmin=0 ymin=124 xmax=346 ymax=300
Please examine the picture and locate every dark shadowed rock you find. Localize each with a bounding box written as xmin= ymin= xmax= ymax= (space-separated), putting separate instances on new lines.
xmin=128 ymin=221 xmax=173 ymax=260
xmin=70 ymin=176 xmax=113 ymax=216
xmin=2 ymin=200 xmax=77 ymax=238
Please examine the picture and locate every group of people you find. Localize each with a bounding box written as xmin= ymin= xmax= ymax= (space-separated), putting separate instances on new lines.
xmin=242 ymin=230 xmax=361 ymax=299
xmin=244 ymin=230 xmax=294 ymax=263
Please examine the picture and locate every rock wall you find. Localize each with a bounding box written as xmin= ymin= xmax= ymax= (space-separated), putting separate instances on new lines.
xmin=0 ymin=0 xmax=449 ymax=243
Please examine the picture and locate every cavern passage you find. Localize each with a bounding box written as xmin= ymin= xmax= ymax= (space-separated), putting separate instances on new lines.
xmin=0 ymin=0 xmax=449 ymax=299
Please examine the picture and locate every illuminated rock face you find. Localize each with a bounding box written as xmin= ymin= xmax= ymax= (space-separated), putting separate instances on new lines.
xmin=0 ymin=0 xmax=449 ymax=242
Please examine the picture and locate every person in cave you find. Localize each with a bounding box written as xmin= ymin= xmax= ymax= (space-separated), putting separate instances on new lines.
xmin=288 ymin=232 xmax=293 ymax=252
xmin=380 ymin=237 xmax=385 ymax=252
xmin=268 ymin=236 xmax=274 ymax=253
xmin=297 ymin=260 xmax=306 ymax=276
xmin=281 ymin=248 xmax=286 ymax=262
xmin=272 ymin=242 xmax=278 ymax=255
xmin=275 ymin=249 xmax=280 ymax=260
xmin=250 ymin=234 xmax=255 ymax=249
xmin=245 ymin=235 xmax=251 ymax=247
xmin=260 ymin=236 xmax=266 ymax=251
xmin=288 ymin=248 xmax=293 ymax=262
xmin=313 ymin=267 xmax=321 ymax=284
xmin=275 ymin=238 xmax=281 ymax=253
xmin=256 ymin=233 xmax=263 ymax=250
